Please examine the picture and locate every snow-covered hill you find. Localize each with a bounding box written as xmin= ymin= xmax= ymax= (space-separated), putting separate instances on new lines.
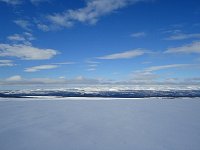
xmin=1 ymin=88 xmax=200 ymax=98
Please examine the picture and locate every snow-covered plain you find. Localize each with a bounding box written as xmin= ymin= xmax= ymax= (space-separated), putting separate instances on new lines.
xmin=0 ymin=97 xmax=200 ymax=150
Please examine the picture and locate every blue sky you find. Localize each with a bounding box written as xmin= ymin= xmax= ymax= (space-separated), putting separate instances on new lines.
xmin=0 ymin=0 xmax=200 ymax=89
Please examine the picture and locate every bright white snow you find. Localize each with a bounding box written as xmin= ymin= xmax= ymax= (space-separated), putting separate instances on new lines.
xmin=0 ymin=97 xmax=200 ymax=150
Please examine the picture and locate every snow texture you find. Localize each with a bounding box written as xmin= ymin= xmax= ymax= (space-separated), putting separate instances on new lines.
xmin=0 ymin=97 xmax=200 ymax=150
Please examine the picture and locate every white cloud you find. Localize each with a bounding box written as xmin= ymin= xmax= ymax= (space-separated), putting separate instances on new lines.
xmin=37 ymin=24 xmax=50 ymax=32
xmin=86 ymin=60 xmax=100 ymax=71
xmin=97 ymin=49 xmax=145 ymax=60
xmin=47 ymin=14 xmax=73 ymax=28
xmin=0 ymin=60 xmax=12 ymax=63
xmin=7 ymin=32 xmax=35 ymax=45
xmin=166 ymin=33 xmax=200 ymax=40
xmin=25 ymin=65 xmax=58 ymax=72
xmin=144 ymin=64 xmax=192 ymax=72
xmin=14 ymin=20 xmax=31 ymax=31
xmin=45 ymin=0 xmax=150 ymax=29
xmin=59 ymin=76 xmax=66 ymax=79
xmin=30 ymin=0 xmax=49 ymax=4
xmin=89 ymin=64 xmax=98 ymax=67
xmin=24 ymin=62 xmax=73 ymax=72
xmin=86 ymin=60 xmax=100 ymax=64
xmin=0 ymin=0 xmax=50 ymax=5
xmin=185 ymin=77 xmax=200 ymax=82
xmin=162 ymin=29 xmax=182 ymax=34
xmin=53 ymin=62 xmax=75 ymax=65
xmin=131 ymin=32 xmax=146 ymax=38
xmin=0 ymin=59 xmax=15 ymax=67
xmin=130 ymin=64 xmax=200 ymax=84
xmin=1 ymin=75 xmax=200 ymax=89
xmin=23 ymin=32 xmax=35 ymax=41
xmin=0 ymin=0 xmax=21 ymax=5
xmin=6 ymin=75 xmax=22 ymax=81
xmin=0 ymin=76 xmax=103 ymax=85
xmin=0 ymin=44 xmax=58 ymax=60
xmin=87 ymin=68 xmax=96 ymax=71
xmin=7 ymin=34 xmax=25 ymax=41
xmin=165 ymin=41 xmax=200 ymax=54
xmin=131 ymin=71 xmax=159 ymax=82
xmin=64 ymin=76 xmax=102 ymax=84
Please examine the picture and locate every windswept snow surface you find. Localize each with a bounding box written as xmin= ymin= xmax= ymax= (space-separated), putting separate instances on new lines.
xmin=0 ymin=97 xmax=200 ymax=150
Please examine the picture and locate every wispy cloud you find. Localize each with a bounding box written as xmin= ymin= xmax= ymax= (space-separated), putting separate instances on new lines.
xmin=53 ymin=62 xmax=75 ymax=65
xmin=87 ymin=68 xmax=96 ymax=71
xmin=14 ymin=20 xmax=32 ymax=31
xmin=24 ymin=65 xmax=58 ymax=72
xmin=166 ymin=33 xmax=200 ymax=40
xmin=7 ymin=34 xmax=25 ymax=41
xmin=30 ymin=0 xmax=49 ymax=5
xmin=97 ymin=49 xmax=145 ymax=60
xmin=144 ymin=64 xmax=193 ymax=72
xmin=1 ymin=75 xmax=200 ymax=89
xmin=6 ymin=75 xmax=22 ymax=81
xmin=0 ymin=0 xmax=50 ymax=5
xmin=165 ymin=41 xmax=200 ymax=54
xmin=86 ymin=60 xmax=100 ymax=71
xmin=0 ymin=60 xmax=15 ymax=67
xmin=0 ymin=0 xmax=21 ymax=5
xmin=131 ymin=71 xmax=159 ymax=82
xmin=37 ymin=24 xmax=50 ymax=32
xmin=43 ymin=0 xmax=151 ymax=30
xmin=131 ymin=32 xmax=146 ymax=38
xmin=24 ymin=62 xmax=74 ymax=72
xmin=7 ymin=32 xmax=35 ymax=45
xmin=130 ymin=63 xmax=200 ymax=83
xmin=86 ymin=60 xmax=100 ymax=64
xmin=162 ymin=29 xmax=182 ymax=34
xmin=88 ymin=64 xmax=98 ymax=67
xmin=0 ymin=44 xmax=58 ymax=60
xmin=1 ymin=76 xmax=103 ymax=85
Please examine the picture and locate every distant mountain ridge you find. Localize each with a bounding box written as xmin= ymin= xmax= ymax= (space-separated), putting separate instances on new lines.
xmin=1 ymin=89 xmax=200 ymax=98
